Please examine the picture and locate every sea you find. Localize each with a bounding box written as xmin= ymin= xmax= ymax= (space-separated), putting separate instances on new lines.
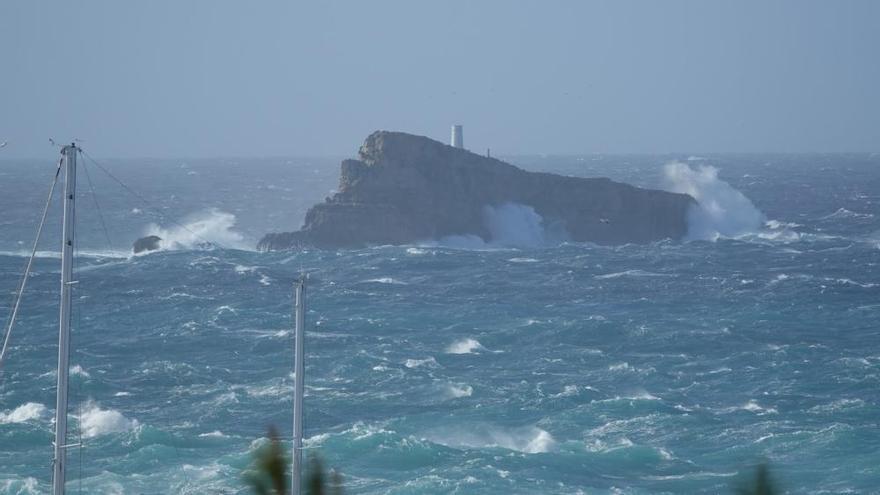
xmin=1 ymin=152 xmax=878 ymax=494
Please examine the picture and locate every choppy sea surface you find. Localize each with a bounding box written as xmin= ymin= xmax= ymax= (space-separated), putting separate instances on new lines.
xmin=1 ymin=153 xmax=879 ymax=494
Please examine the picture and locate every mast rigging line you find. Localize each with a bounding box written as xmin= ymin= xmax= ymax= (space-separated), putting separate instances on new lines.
xmin=77 ymin=149 xmax=228 ymax=251
xmin=80 ymin=159 xmax=114 ymax=252
xmin=0 ymin=157 xmax=64 ymax=372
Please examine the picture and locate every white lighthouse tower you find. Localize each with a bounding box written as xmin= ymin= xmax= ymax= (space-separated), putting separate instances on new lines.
xmin=451 ymin=125 xmax=463 ymax=149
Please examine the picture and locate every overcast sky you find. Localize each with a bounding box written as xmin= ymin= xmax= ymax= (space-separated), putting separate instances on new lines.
xmin=1 ymin=1 xmax=878 ymax=158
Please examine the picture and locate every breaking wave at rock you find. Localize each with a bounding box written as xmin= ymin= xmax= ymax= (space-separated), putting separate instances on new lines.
xmin=144 ymin=209 xmax=249 ymax=251
xmin=435 ymin=202 xmax=568 ymax=249
xmin=663 ymin=162 xmax=765 ymax=240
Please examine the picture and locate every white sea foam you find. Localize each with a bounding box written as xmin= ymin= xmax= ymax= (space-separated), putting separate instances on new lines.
xmin=595 ymin=269 xmax=668 ymax=280
xmin=446 ymin=383 xmax=473 ymax=398
xmin=446 ymin=338 xmax=486 ymax=354
xmin=143 ymin=208 xmax=249 ymax=252
xmin=765 ymin=219 xmax=802 ymax=229
xmin=551 ymin=385 xmax=581 ymax=398
xmin=724 ymin=400 xmax=778 ymax=415
xmin=628 ymin=391 xmax=661 ymax=401
xmin=0 ymin=477 xmax=40 ymax=494
xmin=824 ymin=277 xmax=877 ymax=289
xmin=822 ymin=208 xmax=874 ymax=220
xmin=234 ymin=264 xmax=257 ymax=274
xmin=508 ymin=257 xmax=539 ymax=263
xmin=0 ymin=403 xmax=48 ymax=424
xmin=77 ymin=401 xmax=139 ymax=438
xmin=362 ymin=277 xmax=407 ymax=285
xmin=0 ymin=249 xmax=128 ymax=260
xmin=404 ymin=357 xmax=438 ymax=369
xmin=808 ymin=398 xmax=866 ymax=414
xmin=215 ymin=305 xmax=237 ymax=314
xmin=198 ymin=430 xmax=228 ymax=438
xmin=608 ymin=362 xmax=633 ymax=372
xmin=70 ymin=364 xmax=90 ymax=378
xmin=663 ymin=162 xmax=764 ymax=240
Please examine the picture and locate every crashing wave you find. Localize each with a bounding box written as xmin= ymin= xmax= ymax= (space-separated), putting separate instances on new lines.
xmin=432 ymin=203 xmax=569 ymax=249
xmin=142 ymin=208 xmax=249 ymax=252
xmin=77 ymin=401 xmax=140 ymax=438
xmin=663 ymin=162 xmax=765 ymax=240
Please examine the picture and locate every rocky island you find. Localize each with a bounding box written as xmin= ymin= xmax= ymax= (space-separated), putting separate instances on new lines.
xmin=258 ymin=131 xmax=694 ymax=250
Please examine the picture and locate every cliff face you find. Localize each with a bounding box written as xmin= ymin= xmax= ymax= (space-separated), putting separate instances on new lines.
xmin=258 ymin=131 xmax=694 ymax=250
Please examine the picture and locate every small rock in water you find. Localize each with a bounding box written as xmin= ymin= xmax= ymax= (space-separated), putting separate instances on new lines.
xmin=133 ymin=235 xmax=162 ymax=254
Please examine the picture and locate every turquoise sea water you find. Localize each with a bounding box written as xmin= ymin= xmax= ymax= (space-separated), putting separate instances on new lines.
xmin=1 ymin=154 xmax=879 ymax=493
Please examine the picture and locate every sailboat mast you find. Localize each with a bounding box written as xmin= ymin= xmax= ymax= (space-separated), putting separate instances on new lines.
xmin=292 ymin=277 xmax=306 ymax=495
xmin=53 ymin=144 xmax=77 ymax=495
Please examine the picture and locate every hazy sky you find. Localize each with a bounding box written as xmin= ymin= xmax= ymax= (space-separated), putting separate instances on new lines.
xmin=2 ymin=1 xmax=878 ymax=158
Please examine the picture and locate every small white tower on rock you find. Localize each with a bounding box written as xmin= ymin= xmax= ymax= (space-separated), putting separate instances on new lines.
xmin=451 ymin=125 xmax=463 ymax=149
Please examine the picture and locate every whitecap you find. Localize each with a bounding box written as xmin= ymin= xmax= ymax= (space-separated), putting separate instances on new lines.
xmin=608 ymin=362 xmax=633 ymax=372
xmin=0 ymin=403 xmax=48 ymax=424
xmin=404 ymin=357 xmax=438 ymax=369
xmin=551 ymin=385 xmax=581 ymax=398
xmin=446 ymin=383 xmax=473 ymax=398
xmin=70 ymin=364 xmax=90 ymax=378
xmin=429 ymin=425 xmax=556 ymax=454
xmin=445 ymin=338 xmax=486 ymax=354
xmin=595 ymin=269 xmax=668 ymax=280
xmin=724 ymin=400 xmax=778 ymax=415
xmin=821 ymin=208 xmax=874 ymax=220
xmin=198 ymin=430 xmax=228 ymax=438
xmin=824 ymin=277 xmax=877 ymax=289
xmin=808 ymin=398 xmax=866 ymax=414
xmin=77 ymin=401 xmax=139 ymax=438
xmin=765 ymin=219 xmax=802 ymax=229
xmin=362 ymin=277 xmax=407 ymax=285
xmin=626 ymin=391 xmax=660 ymax=401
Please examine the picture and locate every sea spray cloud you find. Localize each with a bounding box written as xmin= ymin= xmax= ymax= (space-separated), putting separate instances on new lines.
xmin=482 ymin=203 xmax=548 ymax=247
xmin=434 ymin=202 xmax=568 ymax=249
xmin=663 ymin=162 xmax=764 ymax=240
xmin=145 ymin=208 xmax=248 ymax=250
